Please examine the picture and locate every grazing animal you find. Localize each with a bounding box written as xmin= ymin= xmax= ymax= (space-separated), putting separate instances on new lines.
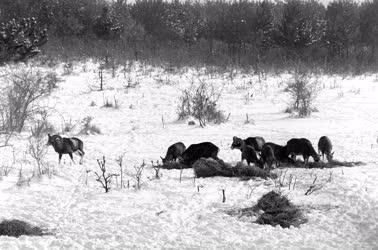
xmin=161 ymin=142 xmax=186 ymax=164
xmin=261 ymin=144 xmax=276 ymax=169
xmin=286 ymin=138 xmax=320 ymax=164
xmin=231 ymin=136 xmax=265 ymax=152
xmin=46 ymin=134 xmax=85 ymax=164
xmin=233 ymin=138 xmax=263 ymax=168
xmin=263 ymin=142 xmax=294 ymax=165
xmin=181 ymin=142 xmax=219 ymax=166
xmin=318 ymin=136 xmax=334 ymax=162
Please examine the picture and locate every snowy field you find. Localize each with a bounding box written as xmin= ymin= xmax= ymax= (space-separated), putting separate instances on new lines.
xmin=0 ymin=62 xmax=377 ymax=249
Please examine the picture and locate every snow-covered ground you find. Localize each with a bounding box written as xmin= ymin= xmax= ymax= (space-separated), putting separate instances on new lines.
xmin=0 ymin=62 xmax=377 ymax=249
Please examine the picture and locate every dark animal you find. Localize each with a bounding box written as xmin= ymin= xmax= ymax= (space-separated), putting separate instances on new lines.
xmin=318 ymin=136 xmax=334 ymax=162
xmin=181 ymin=142 xmax=219 ymax=166
xmin=261 ymin=144 xmax=276 ymax=169
xmin=46 ymin=134 xmax=85 ymax=164
xmin=231 ymin=136 xmax=265 ymax=152
xmin=233 ymin=138 xmax=264 ymax=168
xmin=286 ymin=138 xmax=320 ymax=164
xmin=263 ymin=142 xmax=294 ymax=165
xmin=161 ymin=142 xmax=186 ymax=164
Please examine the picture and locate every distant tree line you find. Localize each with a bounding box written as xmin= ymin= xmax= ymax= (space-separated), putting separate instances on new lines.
xmin=0 ymin=0 xmax=377 ymax=73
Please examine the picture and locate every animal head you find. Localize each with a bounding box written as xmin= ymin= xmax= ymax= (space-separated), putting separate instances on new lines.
xmin=231 ymin=136 xmax=243 ymax=149
xmin=46 ymin=134 xmax=54 ymax=146
xmin=160 ymin=156 xmax=167 ymax=164
xmin=326 ymin=152 xmax=334 ymax=162
xmin=46 ymin=134 xmax=61 ymax=147
xmin=314 ymin=154 xmax=321 ymax=162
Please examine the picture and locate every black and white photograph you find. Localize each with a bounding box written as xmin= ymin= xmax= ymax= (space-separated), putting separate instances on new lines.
xmin=0 ymin=0 xmax=377 ymax=248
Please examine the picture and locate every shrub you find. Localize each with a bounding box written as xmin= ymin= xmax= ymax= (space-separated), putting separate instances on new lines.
xmin=30 ymin=111 xmax=55 ymax=138
xmin=177 ymin=80 xmax=226 ymax=127
xmin=28 ymin=137 xmax=48 ymax=176
xmin=285 ymin=73 xmax=319 ymax=117
xmin=79 ymin=116 xmax=101 ymax=135
xmin=94 ymin=156 xmax=118 ymax=193
xmin=0 ymin=66 xmax=54 ymax=133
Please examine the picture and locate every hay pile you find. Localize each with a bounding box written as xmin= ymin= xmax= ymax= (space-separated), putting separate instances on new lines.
xmin=254 ymin=191 xmax=307 ymax=228
xmin=228 ymin=191 xmax=307 ymax=228
xmin=159 ymin=161 xmax=190 ymax=169
xmin=0 ymin=219 xmax=47 ymax=237
xmin=193 ymin=158 xmax=277 ymax=179
xmin=279 ymin=159 xmax=366 ymax=169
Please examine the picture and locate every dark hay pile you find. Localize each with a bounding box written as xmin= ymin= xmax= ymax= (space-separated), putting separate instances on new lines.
xmin=279 ymin=159 xmax=366 ymax=169
xmin=193 ymin=158 xmax=277 ymax=179
xmin=228 ymin=191 xmax=307 ymax=228
xmin=159 ymin=161 xmax=191 ymax=169
xmin=254 ymin=191 xmax=307 ymax=228
xmin=0 ymin=219 xmax=47 ymax=237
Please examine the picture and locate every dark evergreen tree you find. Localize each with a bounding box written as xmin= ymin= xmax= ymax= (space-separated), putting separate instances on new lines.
xmin=0 ymin=18 xmax=47 ymax=64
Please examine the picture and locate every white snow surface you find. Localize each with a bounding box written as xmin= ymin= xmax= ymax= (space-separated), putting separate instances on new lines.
xmin=0 ymin=62 xmax=377 ymax=249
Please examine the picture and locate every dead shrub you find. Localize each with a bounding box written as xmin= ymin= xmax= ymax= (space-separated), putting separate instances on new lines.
xmin=30 ymin=111 xmax=55 ymax=138
xmin=78 ymin=116 xmax=101 ymax=135
xmin=0 ymin=66 xmax=53 ymax=133
xmin=28 ymin=137 xmax=48 ymax=177
xmin=285 ymin=73 xmax=319 ymax=117
xmin=177 ymin=80 xmax=226 ymax=127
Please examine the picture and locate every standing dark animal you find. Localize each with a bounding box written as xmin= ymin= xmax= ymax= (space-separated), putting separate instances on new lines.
xmin=286 ymin=138 xmax=320 ymax=164
xmin=161 ymin=142 xmax=186 ymax=164
xmin=231 ymin=136 xmax=265 ymax=152
xmin=318 ymin=136 xmax=334 ymax=162
xmin=233 ymin=138 xmax=263 ymax=168
xmin=261 ymin=144 xmax=276 ymax=169
xmin=47 ymin=134 xmax=85 ymax=164
xmin=181 ymin=142 xmax=219 ymax=166
xmin=263 ymin=143 xmax=294 ymax=165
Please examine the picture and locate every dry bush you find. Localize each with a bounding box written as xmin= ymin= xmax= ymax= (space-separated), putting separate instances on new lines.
xmin=30 ymin=111 xmax=55 ymax=138
xmin=16 ymin=168 xmax=32 ymax=187
xmin=133 ymin=161 xmax=145 ymax=190
xmin=94 ymin=156 xmax=118 ymax=193
xmin=28 ymin=137 xmax=48 ymax=177
xmin=285 ymin=73 xmax=319 ymax=117
xmin=78 ymin=116 xmax=101 ymax=135
xmin=102 ymin=96 xmax=120 ymax=109
xmin=0 ymin=66 xmax=54 ymax=133
xmin=177 ymin=80 xmax=226 ymax=127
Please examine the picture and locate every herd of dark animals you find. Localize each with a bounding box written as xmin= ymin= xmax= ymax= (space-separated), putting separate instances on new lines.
xmin=158 ymin=136 xmax=333 ymax=170
xmin=46 ymin=132 xmax=333 ymax=170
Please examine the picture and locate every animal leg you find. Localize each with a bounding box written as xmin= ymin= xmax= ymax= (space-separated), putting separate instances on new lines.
xmin=304 ymin=156 xmax=309 ymax=165
xmin=59 ymin=154 xmax=62 ymax=164
xmin=69 ymin=153 xmax=76 ymax=164
xmin=78 ymin=150 xmax=84 ymax=164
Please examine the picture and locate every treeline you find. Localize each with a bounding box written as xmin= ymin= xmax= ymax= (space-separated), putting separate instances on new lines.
xmin=0 ymin=0 xmax=377 ymax=73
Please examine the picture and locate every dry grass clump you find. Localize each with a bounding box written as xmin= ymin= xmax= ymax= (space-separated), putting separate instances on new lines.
xmin=279 ymin=160 xmax=366 ymax=169
xmin=0 ymin=219 xmax=47 ymax=237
